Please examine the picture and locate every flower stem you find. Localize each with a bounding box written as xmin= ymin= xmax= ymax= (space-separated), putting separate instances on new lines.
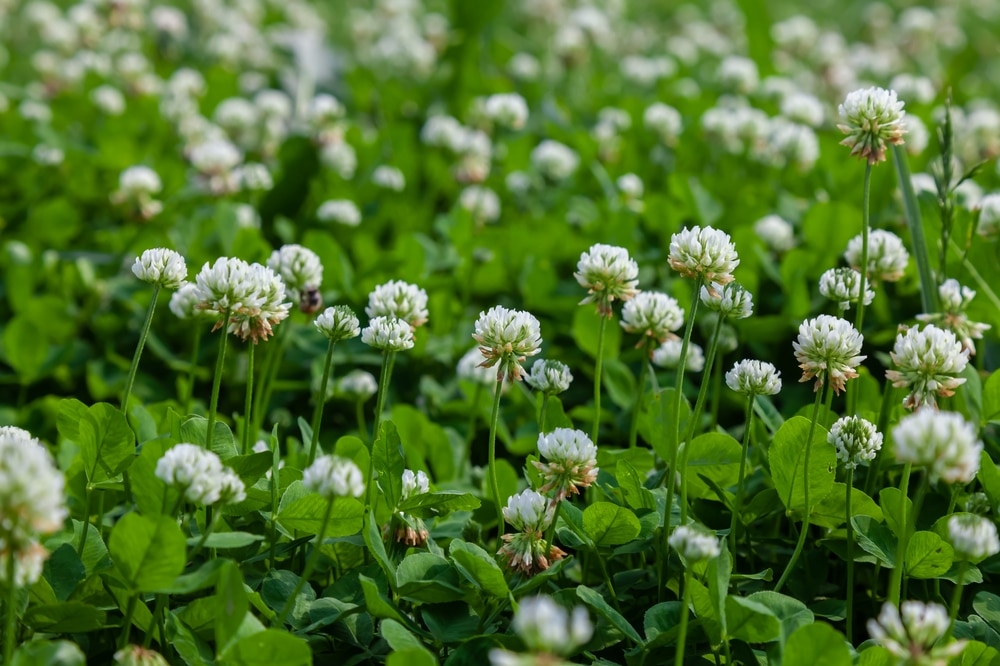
xmin=775 ymin=381 xmax=827 ymax=592
xmin=253 ymin=325 xmax=289 ymax=437
xmin=892 ymin=145 xmax=938 ymax=313
xmin=854 ymin=162 xmax=873 ymax=333
xmin=845 ymin=466 xmax=855 ymax=644
xmin=242 ymin=342 xmax=255 ymax=455
xmin=275 ymin=496 xmax=334 ymax=626
xmin=205 ymin=309 xmax=231 ymax=452
xmin=729 ymin=395 xmax=756 ymax=563
xmin=887 ymin=463 xmax=913 ymax=607
xmin=680 ymin=314 xmax=724 ymax=523
xmin=121 ymin=284 xmax=161 ymax=416
xmin=945 ymin=559 xmax=969 ymax=641
xmin=675 ymin=566 xmax=693 ymax=666
xmin=188 ymin=505 xmax=221 ymax=561
xmin=591 ymin=314 xmax=609 ymax=445
xmin=78 ymin=485 xmax=91 ymax=556
xmin=487 ymin=377 xmax=505 ymax=538
xmin=308 ymin=339 xmax=337 ymax=465
xmin=665 ymin=282 xmax=702 ymax=527
xmin=4 ymin=554 xmax=17 ymax=664
xmin=365 ymin=351 xmax=396 ymax=511
xmin=118 ymin=593 xmax=138 ymax=648
xmin=628 ymin=341 xmax=652 ymax=449
xmin=539 ymin=393 xmax=549 ymax=435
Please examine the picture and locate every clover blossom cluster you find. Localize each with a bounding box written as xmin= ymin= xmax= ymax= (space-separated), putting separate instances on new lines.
xmin=155 ymin=443 xmax=246 ymax=506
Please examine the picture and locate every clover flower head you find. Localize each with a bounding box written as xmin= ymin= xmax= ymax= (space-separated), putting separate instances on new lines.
xmin=525 ymin=359 xmax=573 ymax=395
xmin=892 ymin=409 xmax=982 ymax=485
xmin=948 ymin=514 xmax=1000 ymax=562
xmin=483 ymin=93 xmax=529 ymax=130
xmin=0 ymin=428 xmax=68 ymax=540
xmin=502 ymin=489 xmax=554 ymax=534
xmin=916 ymin=280 xmax=991 ymax=355
xmin=225 ymin=263 xmax=291 ymax=343
xmin=574 ymin=244 xmax=640 ymax=316
xmin=978 ymin=193 xmax=1000 ymax=239
xmin=828 ymin=415 xmax=883 ymax=469
xmin=302 ymin=455 xmax=365 ymax=499
xmin=118 ymin=165 xmax=162 ymax=196
xmin=965 ymin=493 xmax=993 ymax=516
xmin=0 ymin=541 xmax=49 ymax=587
xmin=668 ymin=525 xmax=721 ymax=562
xmin=845 ymin=229 xmax=910 ymax=283
xmin=155 ymin=444 xmax=234 ymax=506
xmin=867 ymin=601 xmax=966 ymax=665
xmin=365 ymin=280 xmax=429 ymax=328
xmin=644 ymin=102 xmax=682 ymax=144
xmin=498 ymin=489 xmax=564 ymax=575
xmin=531 ymin=140 xmax=579 ymax=181
xmin=652 ymin=338 xmax=705 ymax=372
xmin=114 ymin=645 xmax=170 ymax=666
xmin=266 ymin=244 xmax=323 ymax=297
xmin=837 ymin=87 xmax=907 ymax=164
xmin=754 ymin=215 xmax=797 ymax=253
xmin=189 ymin=138 xmax=242 ymax=175
xmin=792 ymin=315 xmax=866 ymax=394
xmin=132 ymin=248 xmax=187 ymax=289
xmin=668 ymin=225 xmax=740 ymax=287
xmin=725 ymin=359 xmax=782 ymax=396
xmin=700 ymin=281 xmax=754 ymax=319
xmin=372 ymin=165 xmax=405 ymax=191
xmin=401 ymin=469 xmax=430 ymax=501
xmin=510 ymin=596 xmax=593 ymax=656
xmin=620 ymin=291 xmax=684 ymax=346
xmin=314 ymin=305 xmax=361 ymax=343
xmin=216 ymin=467 xmax=246 ymax=505
xmin=473 ymin=306 xmax=543 ymax=381
xmin=459 ymin=185 xmax=501 ymax=224
xmin=317 ymin=199 xmax=362 ymax=226
xmin=192 ymin=257 xmax=256 ymax=320
xmin=337 ymin=369 xmax=379 ymax=401
xmin=457 ymin=347 xmax=505 ymax=387
xmin=362 ymin=316 xmax=415 ymax=352
xmin=533 ymin=428 xmax=598 ymax=501
xmin=819 ymin=267 xmax=876 ymax=312
xmin=886 ymin=324 xmax=969 ymax=409
xmin=169 ymin=282 xmax=207 ymax=319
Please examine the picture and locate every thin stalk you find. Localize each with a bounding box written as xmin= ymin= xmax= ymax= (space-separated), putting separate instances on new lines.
xmin=628 ymin=341 xmax=652 ymax=448
xmin=78 ymin=486 xmax=91 ymax=556
xmin=591 ymin=313 xmax=610 ymax=445
xmin=253 ymin=325 xmax=289 ymax=436
xmin=205 ymin=309 xmax=231 ymax=452
xmin=121 ymin=284 xmax=161 ymax=415
xmin=188 ymin=507 xmax=221 ymax=560
xmin=945 ymin=559 xmax=970 ymax=641
xmin=887 ymin=463 xmax=913 ymax=607
xmin=680 ymin=315 xmax=724 ymax=522
xmin=487 ymin=377 xmax=505 ymax=536
xmin=729 ymin=396 xmax=756 ymax=562
xmin=675 ymin=567 xmax=693 ymax=666
xmin=308 ymin=339 xmax=337 ymax=465
xmin=539 ymin=393 xmax=550 ymax=435
xmin=119 ymin=593 xmax=138 ymax=648
xmin=242 ymin=342 xmax=255 ymax=455
xmin=365 ymin=351 xmax=396 ymax=511
xmin=775 ymin=381 xmax=827 ymax=591
xmin=184 ymin=326 xmax=202 ymax=414
xmin=275 ymin=497 xmax=334 ymax=626
xmin=4 ymin=554 xmax=16 ymax=664
xmin=854 ymin=162 xmax=873 ymax=333
xmin=143 ymin=594 xmax=167 ymax=649
xmin=845 ymin=466 xmax=856 ymax=644
xmin=665 ymin=282 xmax=702 ymax=527
xmin=893 ymin=145 xmax=938 ymax=314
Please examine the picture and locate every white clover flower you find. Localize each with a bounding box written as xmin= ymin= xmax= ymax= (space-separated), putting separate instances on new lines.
xmin=337 ymin=369 xmax=379 ymax=401
xmin=507 ymin=52 xmax=540 ymax=81
xmin=216 ymin=467 xmax=247 ymax=505
xmin=644 ymin=102 xmax=683 ymax=145
xmin=904 ymin=115 xmax=930 ymax=155
xmin=483 ymin=93 xmax=529 ymax=130
xmin=793 ymin=315 xmax=866 ymax=394
xmin=828 ymin=415 xmax=882 ymax=469
xmin=473 ymin=306 xmax=543 ymax=382
xmin=819 ymin=267 xmax=876 ymax=312
xmin=867 ymin=602 xmax=966 ymax=665
xmin=837 ymin=87 xmax=907 ymax=164
xmin=457 ymin=347 xmax=505 ymax=387
xmin=189 ymin=138 xmax=242 ymax=175
xmin=525 ymin=359 xmax=573 ymax=395
xmin=0 ymin=428 xmax=67 ymax=540
xmin=372 ymin=165 xmax=405 ymax=191
xmin=119 ymin=166 xmax=162 ymax=196
xmin=978 ymin=193 xmax=1000 ymax=239
xmin=725 ymin=360 xmax=782 ymax=396
xmin=620 ymin=292 xmax=684 ymax=347
xmin=892 ymin=409 xmax=982 ymax=485
xmin=700 ymin=282 xmax=754 ymax=319
xmin=916 ymin=280 xmax=991 ymax=355
xmin=132 ymin=248 xmax=187 ymax=289
xmin=315 ymin=200 xmax=361 ymax=228
xmin=669 ymin=525 xmax=721 ymax=562
xmin=458 ymin=186 xmax=501 ymax=224
xmin=498 ymin=489 xmax=564 ymax=575
xmin=510 ymin=596 xmax=593 ymax=656
xmin=886 ymin=325 xmax=969 ymax=409
xmin=502 ymin=489 xmax=552 ymax=533
xmin=780 ymin=92 xmax=825 ymax=128
xmin=400 ymin=469 xmax=430 ymax=501
xmin=234 ymin=163 xmax=273 ymax=191
xmin=652 ymin=338 xmax=705 ymax=373
xmin=754 ymin=215 xmax=796 ymax=253
xmin=533 ymin=428 xmax=598 ymax=501
xmin=0 ymin=541 xmax=49 ymax=587
xmin=168 ymin=282 xmax=203 ymax=320
xmin=91 ymin=85 xmax=126 ymax=115
xmin=302 ymin=454 xmax=365 ymax=499
xmin=365 ymin=280 xmax=429 ymax=328
xmin=717 ymin=55 xmax=759 ymax=94
xmin=314 ymin=305 xmax=361 ymax=343
xmin=531 ymin=140 xmax=579 ymax=181
xmin=617 ymin=173 xmax=644 ymax=198
xmin=845 ymin=229 xmax=910 ymax=282
xmin=362 ymin=316 xmax=415 ymax=352
xmin=948 ymin=514 xmax=1000 ymax=562
xmin=225 ymin=264 xmax=291 ymax=344
xmin=421 ymin=115 xmax=465 ymax=148
xmin=668 ymin=226 xmax=740 ymax=288
xmin=266 ymin=244 xmax=323 ymax=297
xmin=155 ymin=444 xmax=230 ymax=506
xmin=574 ymin=244 xmax=640 ymax=316
xmin=320 ymin=141 xmax=357 ymax=179
xmin=194 ymin=258 xmax=258 ymax=324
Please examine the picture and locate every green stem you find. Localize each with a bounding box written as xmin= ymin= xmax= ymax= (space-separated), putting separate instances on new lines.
xmin=676 ymin=567 xmax=693 ymax=666
xmin=365 ymin=351 xmax=397 ymax=510
xmin=4 ymin=554 xmax=16 ymax=664
xmin=205 ymin=309 xmax=231 ymax=451
xmin=275 ymin=497 xmax=334 ymax=626
xmin=887 ymin=463 xmax=913 ymax=607
xmin=308 ymin=339 xmax=337 ymax=465
xmin=892 ymin=145 xmax=938 ymax=313
xmin=143 ymin=594 xmax=167 ymax=649
xmin=253 ymin=325 xmax=289 ymax=436
xmin=188 ymin=507 xmax=221 ymax=560
xmin=119 ymin=593 xmax=138 ymax=648
xmin=855 ymin=162 xmax=872 ymax=333
xmin=591 ymin=313 xmax=609 ymax=445
xmin=539 ymin=393 xmax=549 ymax=435
xmin=628 ymin=341 xmax=652 ymax=448
xmin=946 ymin=559 xmax=970 ymax=641
xmin=121 ymin=284 xmax=161 ymax=416
xmin=775 ymin=381 xmax=827 ymax=592
xmin=242 ymin=342 xmax=255 ymax=455
xmin=185 ymin=326 xmax=202 ymax=415
xmin=729 ymin=396 xmax=755 ymax=564
xmin=78 ymin=486 xmax=91 ymax=556
xmin=680 ymin=315 xmax=724 ymax=523
xmin=845 ymin=466 xmax=855 ymax=644
xmin=487 ymin=377 xmax=505 ymax=537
